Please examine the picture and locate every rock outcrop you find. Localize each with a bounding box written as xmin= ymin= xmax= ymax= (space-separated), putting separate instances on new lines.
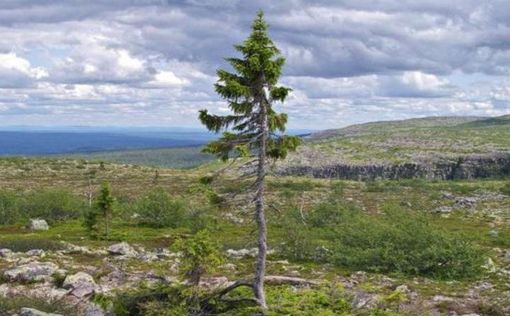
xmin=62 ymin=272 xmax=98 ymax=298
xmin=19 ymin=308 xmax=62 ymax=316
xmin=4 ymin=262 xmax=58 ymax=283
xmin=276 ymin=153 xmax=510 ymax=180
xmin=107 ymin=242 xmax=137 ymax=257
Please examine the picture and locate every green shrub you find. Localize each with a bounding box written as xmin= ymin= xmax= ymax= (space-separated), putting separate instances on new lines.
xmin=0 ymin=239 xmax=65 ymax=252
xmin=209 ymin=284 xmax=351 ymax=315
xmin=112 ymin=284 xmax=180 ymax=316
xmin=0 ymin=190 xmax=20 ymax=225
xmin=112 ymin=283 xmax=352 ymax=316
xmin=52 ymin=271 xmax=67 ymax=288
xmin=0 ymin=189 xmax=86 ymax=225
xmin=21 ymin=189 xmax=85 ymax=223
xmin=198 ymin=175 xmax=214 ymax=185
xmin=281 ymin=202 xmax=484 ymax=279
xmin=207 ymin=191 xmax=225 ymax=207
xmin=500 ymin=182 xmax=510 ymax=196
xmin=186 ymin=207 xmax=217 ymax=233
xmin=0 ymin=296 xmax=75 ymax=315
xmin=279 ymin=222 xmax=322 ymax=262
xmin=131 ymin=188 xmax=187 ymax=228
xmin=265 ymin=284 xmax=351 ymax=316
xmin=331 ymin=206 xmax=484 ymax=279
xmin=172 ymin=230 xmax=223 ymax=286
xmin=307 ymin=200 xmax=359 ymax=227
xmin=476 ymin=302 xmax=506 ymax=316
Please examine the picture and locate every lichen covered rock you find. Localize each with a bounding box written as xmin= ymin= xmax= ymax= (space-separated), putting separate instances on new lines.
xmin=4 ymin=261 xmax=58 ymax=282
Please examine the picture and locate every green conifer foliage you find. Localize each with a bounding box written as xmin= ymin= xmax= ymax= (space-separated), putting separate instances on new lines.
xmin=198 ymin=11 xmax=300 ymax=310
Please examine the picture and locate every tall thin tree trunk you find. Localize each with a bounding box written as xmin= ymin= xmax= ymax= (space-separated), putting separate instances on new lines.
xmin=105 ymin=210 xmax=109 ymax=241
xmin=254 ymin=99 xmax=268 ymax=311
xmin=105 ymin=213 xmax=108 ymax=241
xmin=87 ymin=178 xmax=93 ymax=208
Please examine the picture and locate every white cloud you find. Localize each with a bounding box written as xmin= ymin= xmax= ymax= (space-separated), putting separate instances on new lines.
xmin=0 ymin=53 xmax=48 ymax=88
xmin=0 ymin=1 xmax=509 ymax=128
xmin=150 ymin=71 xmax=188 ymax=87
xmin=378 ymin=71 xmax=454 ymax=98
xmin=117 ymin=50 xmax=144 ymax=73
xmin=83 ymin=63 xmax=97 ymax=74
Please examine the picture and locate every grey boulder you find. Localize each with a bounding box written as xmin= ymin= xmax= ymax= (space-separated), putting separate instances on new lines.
xmin=28 ymin=219 xmax=49 ymax=231
xmin=107 ymin=242 xmax=137 ymax=257
xmin=62 ymin=272 xmax=98 ymax=298
xmin=19 ymin=307 xmax=62 ymax=316
xmin=0 ymin=248 xmax=13 ymax=258
xmin=4 ymin=261 xmax=58 ymax=282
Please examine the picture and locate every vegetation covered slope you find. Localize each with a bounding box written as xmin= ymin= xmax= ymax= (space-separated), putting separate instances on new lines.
xmin=277 ymin=115 xmax=510 ymax=180
xmin=51 ymin=115 xmax=510 ymax=172
xmin=1 ymin=115 xmax=509 ymax=314
xmin=65 ymin=146 xmax=213 ymax=169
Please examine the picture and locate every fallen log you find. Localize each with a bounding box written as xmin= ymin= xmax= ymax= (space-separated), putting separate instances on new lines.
xmin=264 ymin=275 xmax=319 ymax=286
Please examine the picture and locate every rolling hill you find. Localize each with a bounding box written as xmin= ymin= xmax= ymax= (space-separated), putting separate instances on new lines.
xmin=276 ymin=115 xmax=510 ymax=180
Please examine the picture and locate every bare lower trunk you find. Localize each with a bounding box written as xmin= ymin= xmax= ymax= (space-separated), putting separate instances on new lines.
xmin=87 ymin=178 xmax=93 ymax=208
xmin=254 ymin=99 xmax=268 ymax=311
xmin=105 ymin=211 xmax=109 ymax=241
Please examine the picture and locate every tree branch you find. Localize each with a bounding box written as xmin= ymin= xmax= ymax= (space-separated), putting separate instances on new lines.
xmin=201 ymin=275 xmax=319 ymax=307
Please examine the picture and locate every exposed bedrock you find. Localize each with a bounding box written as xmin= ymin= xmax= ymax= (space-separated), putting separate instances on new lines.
xmin=276 ymin=153 xmax=510 ymax=180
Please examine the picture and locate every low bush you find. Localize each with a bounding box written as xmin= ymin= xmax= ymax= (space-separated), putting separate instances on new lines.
xmin=0 ymin=296 xmax=75 ymax=315
xmin=0 ymin=239 xmax=65 ymax=252
xmin=130 ymin=188 xmax=187 ymax=228
xmin=0 ymin=189 xmax=85 ymax=225
xmin=0 ymin=190 xmax=20 ymax=225
xmin=21 ymin=189 xmax=85 ymax=223
xmin=264 ymin=284 xmax=351 ymax=316
xmin=500 ymin=182 xmax=510 ymax=196
xmin=112 ymin=283 xmax=353 ymax=316
xmin=112 ymin=284 xmax=184 ymax=316
xmin=280 ymin=202 xmax=484 ymax=279
xmin=172 ymin=230 xmax=223 ymax=286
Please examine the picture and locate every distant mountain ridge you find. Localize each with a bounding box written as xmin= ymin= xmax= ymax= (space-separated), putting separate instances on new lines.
xmin=0 ymin=128 xmax=314 ymax=160
xmin=0 ymin=130 xmax=216 ymax=156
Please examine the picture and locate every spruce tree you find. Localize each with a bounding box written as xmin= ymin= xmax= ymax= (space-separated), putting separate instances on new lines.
xmin=198 ymin=11 xmax=300 ymax=310
xmin=85 ymin=181 xmax=115 ymax=240
xmin=97 ymin=181 xmax=114 ymax=240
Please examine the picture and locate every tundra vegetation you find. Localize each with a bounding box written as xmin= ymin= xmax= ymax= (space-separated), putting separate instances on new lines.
xmin=0 ymin=150 xmax=509 ymax=315
xmin=0 ymin=13 xmax=510 ymax=316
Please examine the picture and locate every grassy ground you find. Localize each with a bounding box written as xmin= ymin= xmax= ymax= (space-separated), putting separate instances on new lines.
xmin=61 ymin=146 xmax=214 ymax=169
xmin=0 ymin=156 xmax=509 ymax=257
xmin=0 ymin=157 xmax=509 ymax=314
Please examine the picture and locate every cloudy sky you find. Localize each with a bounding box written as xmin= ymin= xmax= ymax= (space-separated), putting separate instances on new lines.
xmin=0 ymin=0 xmax=509 ymax=129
